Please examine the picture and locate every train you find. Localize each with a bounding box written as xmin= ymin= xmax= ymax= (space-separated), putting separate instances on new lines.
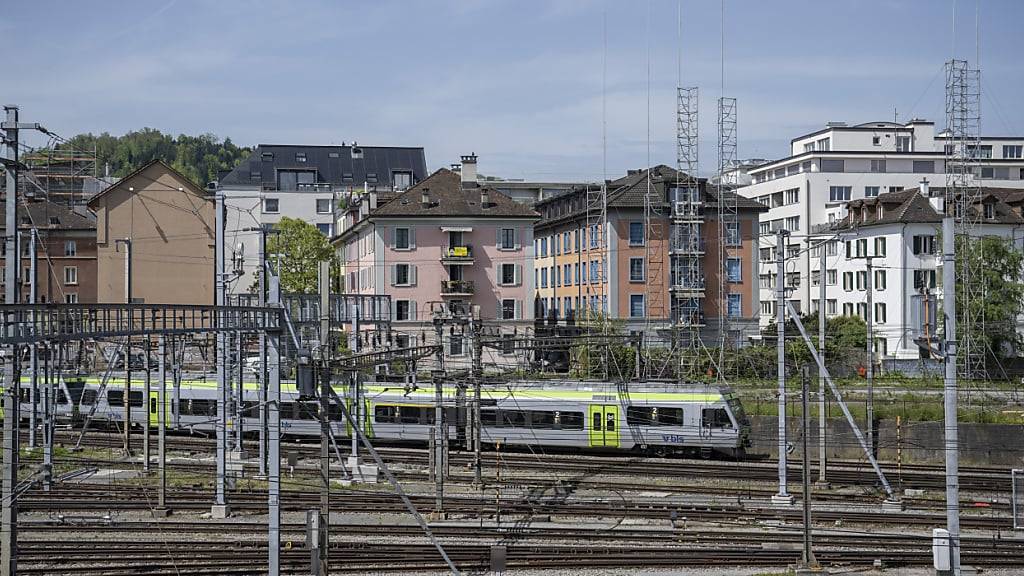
xmin=7 ymin=375 xmax=751 ymax=457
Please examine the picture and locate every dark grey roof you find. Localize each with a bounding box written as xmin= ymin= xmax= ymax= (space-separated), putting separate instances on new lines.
xmin=369 ymin=168 xmax=539 ymax=219
xmin=0 ymin=199 xmax=95 ymax=232
xmin=836 ymin=186 xmax=1024 ymax=230
xmin=219 ymin=144 xmax=427 ymax=189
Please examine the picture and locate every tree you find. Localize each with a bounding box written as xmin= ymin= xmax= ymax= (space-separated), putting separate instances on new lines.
xmin=955 ymin=234 xmax=1024 ymax=361
xmin=265 ymin=217 xmax=338 ymax=294
xmin=761 ymin=312 xmax=867 ymax=376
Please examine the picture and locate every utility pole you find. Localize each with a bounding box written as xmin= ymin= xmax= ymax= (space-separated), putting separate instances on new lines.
xmin=213 ymin=192 xmax=229 ymax=518
xmin=348 ymin=304 xmax=360 ymax=462
xmin=258 ymin=231 xmax=268 ymax=476
xmin=267 ymin=272 xmax=283 ymax=576
xmin=818 ymin=240 xmax=827 ymax=484
xmin=41 ymin=344 xmax=51 ymax=491
xmin=143 ymin=338 xmax=151 ymax=472
xmin=799 ymin=367 xmax=818 ymax=570
xmin=470 ymin=312 xmax=483 ymax=487
xmin=28 ymin=230 xmax=37 ymax=449
xmin=865 ymin=256 xmax=875 ymax=456
xmin=773 ymin=228 xmax=792 ymax=505
xmin=942 ymin=216 xmax=962 ymax=574
xmin=2 ymin=104 xmax=24 ymax=576
xmin=433 ymin=317 xmax=446 ymax=516
xmin=116 ymin=237 xmax=132 ymax=455
xmin=315 ymin=261 xmax=330 ymax=575
xmin=157 ymin=336 xmax=168 ymax=514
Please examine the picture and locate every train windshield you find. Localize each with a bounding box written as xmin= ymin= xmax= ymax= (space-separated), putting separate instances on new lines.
xmin=725 ymin=396 xmax=748 ymax=426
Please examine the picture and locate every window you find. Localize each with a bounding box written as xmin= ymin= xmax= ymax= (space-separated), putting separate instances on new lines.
xmin=540 ymin=237 xmax=548 ymax=257
xmin=829 ymin=186 xmax=852 ymax=202
xmin=392 ymin=171 xmax=413 ymax=191
xmin=590 ymin=224 xmax=599 ymax=248
xmin=574 ymin=263 xmax=580 ymax=284
xmin=872 ymin=136 xmax=880 ymax=145
xmin=64 ymin=240 xmax=76 ymax=256
xmin=263 ymin=198 xmax=279 ymax=213
xmin=967 ymin=144 xmax=993 ymax=159
xmin=870 ymin=159 xmax=887 ymax=173
xmin=629 ymin=294 xmax=645 ymax=318
xmin=295 ymin=152 xmax=307 ymax=163
xmin=501 ymin=299 xmax=516 ymax=320
xmin=826 ymin=241 xmax=838 ymax=257
xmin=64 ymin=293 xmax=78 ymax=304
xmin=984 ymin=203 xmax=995 ymax=219
xmin=816 ymin=138 xmax=831 ymax=151
xmin=913 ymin=160 xmax=935 ymax=173
xmin=821 ymin=159 xmax=844 ymax=172
xmin=627 ymin=406 xmax=684 ymax=426
xmin=896 ymin=135 xmax=911 ymax=152
xmin=540 ymin=267 xmax=548 ymax=288
xmin=574 ymin=230 xmax=580 ymax=252
xmin=315 ymin=198 xmax=333 ymax=214
xmin=629 ymin=222 xmax=644 ymax=246
xmin=761 ymin=301 xmax=773 ymax=315
xmin=875 ymin=303 xmax=887 ymax=323
xmin=450 ymin=335 xmax=464 ymax=356
xmin=500 ymin=228 xmax=516 ymax=250
xmin=395 ymin=228 xmax=410 ymax=250
xmin=856 ymin=270 xmax=867 ymax=290
xmin=395 ymin=300 xmax=411 ymax=321
xmin=316 ymin=223 xmax=331 ymax=235
xmin=759 ymin=247 xmax=773 ymax=262
xmin=804 ymin=142 xmax=815 ymax=153
xmin=874 ymin=269 xmax=886 ymax=290
xmin=865 ymin=186 xmax=880 ymax=198
xmin=827 ymin=270 xmax=837 ymax=285
xmin=914 ymin=269 xmax=937 ymax=289
xmin=62 ymin=266 xmax=77 ymax=285
xmin=827 ymin=299 xmax=837 ymax=315
xmin=499 ymin=263 xmax=517 ymax=286
xmin=912 ymin=235 xmax=935 ymax=255
xmin=727 ymin=294 xmax=742 ymax=317
xmin=629 ymin=257 xmax=645 ymax=282
xmin=856 ymin=238 xmax=868 ymax=257
xmin=843 ymin=303 xmax=854 ymax=316
xmin=563 ymin=232 xmax=570 ymax=253
xmin=726 ymin=257 xmax=741 ymax=282
xmin=785 ymin=188 xmax=799 ymax=205
xmin=843 ymin=272 xmax=853 ymax=291
xmin=1003 ymin=145 xmax=1023 ymax=159
xmin=590 ymin=260 xmax=599 ymax=283
xmin=856 ymin=303 xmax=868 ymax=319
xmin=785 ymin=216 xmax=800 ymax=231
xmin=725 ymin=221 xmax=741 ymax=245
xmin=393 ymin=264 xmax=412 ymax=286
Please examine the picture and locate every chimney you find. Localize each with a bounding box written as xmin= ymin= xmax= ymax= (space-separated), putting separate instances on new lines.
xmin=421 ymin=188 xmax=431 ymax=208
xmin=919 ymin=178 xmax=929 ymax=197
xmin=480 ymin=189 xmax=490 ymax=209
xmin=460 ymin=153 xmax=478 ymax=185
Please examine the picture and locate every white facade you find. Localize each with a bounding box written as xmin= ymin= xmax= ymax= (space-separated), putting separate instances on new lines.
xmin=740 ymin=120 xmax=1024 ymax=327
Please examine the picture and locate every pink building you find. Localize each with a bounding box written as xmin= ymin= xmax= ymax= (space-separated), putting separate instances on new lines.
xmin=334 ymin=157 xmax=539 ymax=357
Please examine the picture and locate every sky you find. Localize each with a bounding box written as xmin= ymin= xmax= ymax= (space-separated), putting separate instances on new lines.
xmin=4 ymin=1 xmax=1023 ymax=181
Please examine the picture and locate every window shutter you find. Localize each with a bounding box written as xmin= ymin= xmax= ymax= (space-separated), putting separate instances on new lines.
xmin=514 ymin=264 xmax=522 ymax=286
xmin=389 ymin=264 xmax=396 ymax=286
xmin=912 ymin=236 xmax=920 ymax=254
xmin=409 ymin=227 xmax=416 ymax=249
xmin=514 ymin=228 xmax=521 ymax=250
xmin=410 ymin=265 xmax=418 ymax=286
xmin=514 ymin=300 xmax=522 ymax=320
xmin=496 ymin=298 xmax=503 ymax=319
xmin=496 ymin=228 xmax=502 ymax=249
xmin=410 ymin=300 xmax=418 ymax=321
xmin=391 ymin=299 xmax=398 ymax=319
xmin=386 ymin=227 xmax=393 ymax=248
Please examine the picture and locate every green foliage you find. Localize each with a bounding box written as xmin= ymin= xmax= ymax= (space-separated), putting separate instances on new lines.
xmin=760 ymin=313 xmax=867 ymax=376
xmin=265 ymin=217 xmax=338 ymax=294
xmin=58 ymin=128 xmax=250 ymax=187
xmin=954 ymin=234 xmax=1024 ymax=360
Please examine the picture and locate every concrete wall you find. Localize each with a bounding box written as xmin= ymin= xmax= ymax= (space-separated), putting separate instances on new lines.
xmin=749 ymin=415 xmax=1024 ymax=467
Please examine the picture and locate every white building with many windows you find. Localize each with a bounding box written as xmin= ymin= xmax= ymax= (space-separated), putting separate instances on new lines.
xmin=739 ymin=119 xmax=1024 ymax=326
xmin=829 ymin=184 xmax=1024 ymax=360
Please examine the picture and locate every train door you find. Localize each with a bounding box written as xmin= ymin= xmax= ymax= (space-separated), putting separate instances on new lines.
xmin=148 ymin=391 xmax=168 ymax=428
xmin=588 ymin=404 xmax=619 ymax=448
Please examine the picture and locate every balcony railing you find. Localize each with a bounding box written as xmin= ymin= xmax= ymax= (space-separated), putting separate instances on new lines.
xmin=670 ymin=278 xmax=706 ymax=292
xmin=441 ymin=244 xmax=474 ymax=261
xmin=441 ymin=280 xmax=475 ymax=295
xmin=669 ymin=237 xmax=706 ymax=253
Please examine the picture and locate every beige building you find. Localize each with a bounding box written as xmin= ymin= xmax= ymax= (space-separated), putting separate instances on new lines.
xmin=89 ymin=159 xmax=215 ymax=305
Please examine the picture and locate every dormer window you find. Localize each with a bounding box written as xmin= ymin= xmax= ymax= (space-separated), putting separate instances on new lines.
xmin=876 ymin=204 xmax=884 ymax=219
xmin=984 ymin=202 xmax=995 ymax=219
xmin=295 ymin=152 xmax=307 ymax=163
xmin=261 ymin=152 xmax=274 ymax=162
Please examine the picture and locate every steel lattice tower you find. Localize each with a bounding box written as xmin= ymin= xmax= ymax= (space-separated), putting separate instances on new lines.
xmin=671 ymin=87 xmax=704 ymax=363
xmin=944 ymin=59 xmax=985 ymax=379
xmin=716 ymin=97 xmax=738 ymax=356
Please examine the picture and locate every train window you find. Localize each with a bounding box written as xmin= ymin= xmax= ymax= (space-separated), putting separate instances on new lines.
xmin=399 ymin=406 xmax=423 ymax=424
xmin=605 ymin=413 xmax=615 ymax=431
xmin=592 ymin=412 xmax=601 ymax=431
xmin=242 ymin=401 xmax=260 ymax=418
xmin=702 ymin=407 xmax=732 ymax=428
xmin=280 ymin=402 xmax=296 ymax=420
xmin=297 ymin=402 xmax=319 ymax=420
xmin=107 ymin=390 xmax=124 ymax=407
xmin=496 ymin=410 xmax=525 ymax=428
xmin=80 ymin=390 xmax=97 ymax=406
xmin=660 ymin=408 xmax=684 ymax=426
xmin=530 ymin=411 xmax=555 ymax=429
xmin=375 ymin=405 xmax=398 ymax=424
xmin=189 ymin=399 xmax=216 ymax=417
xmin=627 ymin=407 xmax=654 ymax=426
xmin=65 ymin=380 xmax=86 ymax=404
xmin=328 ymin=403 xmax=343 ymax=422
xmin=57 ymin=390 xmax=70 ymax=405
xmin=480 ymin=409 xmax=497 ymax=426
xmin=560 ymin=412 xmax=584 ymax=430
xmin=149 ymin=398 xmax=156 ymax=414
xmin=128 ymin=391 xmax=144 ymax=407
xmin=18 ymin=388 xmax=30 ymax=402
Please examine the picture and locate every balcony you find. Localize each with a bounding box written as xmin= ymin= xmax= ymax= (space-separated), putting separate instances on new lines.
xmin=670 ymin=278 xmax=706 ymax=296
xmin=440 ymin=244 xmax=474 ymax=264
xmin=441 ymin=279 xmax=475 ymax=296
xmin=669 ymin=237 xmax=706 ymax=255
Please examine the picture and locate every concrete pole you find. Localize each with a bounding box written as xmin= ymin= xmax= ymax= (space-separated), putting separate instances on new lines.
xmin=2 ymin=104 xmax=23 ymax=576
xmin=214 ymin=192 xmax=229 ymax=515
xmin=433 ymin=318 xmax=445 ymax=515
xmin=258 ymin=230 xmax=268 ymax=477
xmin=143 ymin=338 xmax=151 ymax=472
xmin=117 ymin=237 xmax=133 ymax=456
xmin=41 ymin=344 xmax=51 ymax=491
xmin=942 ymin=217 xmax=962 ymax=574
xmin=28 ymin=230 xmax=37 ymax=449
xmin=268 ymin=274 xmax=282 ymax=576
xmin=317 ymin=260 xmax=330 ymax=575
xmin=774 ymin=229 xmax=791 ymax=502
xmin=235 ymin=331 xmax=244 ymax=452
xmin=349 ymin=304 xmax=360 ymax=460
xmin=818 ymin=242 xmax=827 ymax=484
xmin=158 ymin=336 xmax=167 ymax=511
xmin=865 ymin=256 xmax=875 ymax=456
xmin=471 ymin=314 xmax=483 ymax=486
xmin=800 ymin=367 xmax=818 ymax=569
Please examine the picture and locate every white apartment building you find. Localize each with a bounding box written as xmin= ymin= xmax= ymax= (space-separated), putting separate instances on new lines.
xmin=739 ymin=119 xmax=1024 ymax=327
xmin=217 ymin=144 xmax=427 ymax=293
xmin=830 ymin=184 xmax=1024 ymax=360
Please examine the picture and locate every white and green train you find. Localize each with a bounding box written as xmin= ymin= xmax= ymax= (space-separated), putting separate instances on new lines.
xmin=9 ymin=377 xmax=751 ymax=457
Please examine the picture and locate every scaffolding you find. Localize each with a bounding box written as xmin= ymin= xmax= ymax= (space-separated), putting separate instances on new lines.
xmin=671 ymin=87 xmax=704 ymax=362
xmin=716 ymin=97 xmax=738 ymax=356
xmin=22 ymin=144 xmax=98 ymax=206
xmin=944 ymin=59 xmax=985 ymax=379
